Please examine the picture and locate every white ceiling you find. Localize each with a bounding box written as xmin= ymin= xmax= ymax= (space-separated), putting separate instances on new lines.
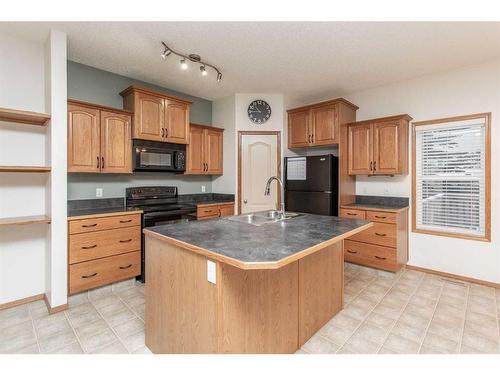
xmin=1 ymin=22 xmax=500 ymax=105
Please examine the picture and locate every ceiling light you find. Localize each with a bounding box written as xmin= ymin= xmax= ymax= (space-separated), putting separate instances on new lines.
xmin=160 ymin=41 xmax=222 ymax=82
xmin=161 ymin=47 xmax=171 ymax=60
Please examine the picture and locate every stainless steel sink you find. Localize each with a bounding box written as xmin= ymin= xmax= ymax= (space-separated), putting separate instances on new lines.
xmin=224 ymin=210 xmax=301 ymax=226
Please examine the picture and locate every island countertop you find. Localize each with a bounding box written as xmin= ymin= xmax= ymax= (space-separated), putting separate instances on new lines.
xmin=144 ymin=213 xmax=372 ymax=270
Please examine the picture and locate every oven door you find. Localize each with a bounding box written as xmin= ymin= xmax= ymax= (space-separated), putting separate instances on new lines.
xmin=134 ymin=146 xmax=176 ymax=172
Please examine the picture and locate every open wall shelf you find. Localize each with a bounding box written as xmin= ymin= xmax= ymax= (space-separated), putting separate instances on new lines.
xmin=0 ymin=166 xmax=51 ymax=173
xmin=0 ymin=107 xmax=50 ymax=126
xmin=0 ymin=215 xmax=51 ymax=227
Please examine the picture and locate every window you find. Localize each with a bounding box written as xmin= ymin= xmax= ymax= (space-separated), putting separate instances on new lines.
xmin=412 ymin=113 xmax=491 ymax=241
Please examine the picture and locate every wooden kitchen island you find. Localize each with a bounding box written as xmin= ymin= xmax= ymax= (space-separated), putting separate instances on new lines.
xmin=143 ymin=213 xmax=371 ymax=354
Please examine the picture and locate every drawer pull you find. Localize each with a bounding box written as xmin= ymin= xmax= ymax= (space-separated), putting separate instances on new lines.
xmin=204 ymin=210 xmax=213 ymax=213
xmin=81 ymin=245 xmax=97 ymax=250
xmin=375 ymin=232 xmax=387 ymax=237
xmin=119 ymin=239 xmax=132 ymax=243
xmin=374 ymin=256 xmax=387 ymax=260
xmin=374 ymin=215 xmax=386 ymax=219
xmin=119 ymin=219 xmax=132 ymax=223
xmin=346 ymin=213 xmax=357 ymax=216
xmin=347 ymin=250 xmax=358 ymax=254
xmin=119 ymin=264 xmax=133 ymax=270
xmin=82 ymin=272 xmax=98 ymax=279
xmin=82 ymin=223 xmax=97 ymax=228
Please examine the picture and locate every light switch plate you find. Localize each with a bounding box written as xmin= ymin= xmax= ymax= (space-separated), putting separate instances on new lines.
xmin=201 ymin=185 xmax=206 ymax=193
xmin=96 ymin=188 xmax=103 ymax=198
xmin=207 ymin=260 xmax=216 ymax=284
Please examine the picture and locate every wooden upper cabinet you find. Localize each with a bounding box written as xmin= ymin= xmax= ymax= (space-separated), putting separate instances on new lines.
xmin=348 ymin=124 xmax=372 ymax=175
xmin=287 ymin=98 xmax=358 ymax=148
xmin=68 ymin=103 xmax=100 ymax=173
xmin=205 ymin=128 xmax=223 ymax=175
xmin=165 ymin=99 xmax=189 ymax=144
xmin=310 ymin=104 xmax=338 ymax=146
xmin=120 ymin=86 xmax=191 ymax=143
xmin=347 ymin=114 xmax=411 ymax=176
xmin=100 ymin=111 xmax=132 ymax=174
xmin=68 ymin=100 xmax=132 ymax=174
xmin=133 ymin=91 xmax=164 ymax=141
xmin=185 ymin=124 xmax=223 ymax=175
xmin=187 ymin=125 xmax=205 ymax=174
xmin=288 ymin=110 xmax=310 ymax=148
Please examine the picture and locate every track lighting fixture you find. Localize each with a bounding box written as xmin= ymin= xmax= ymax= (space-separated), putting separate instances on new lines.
xmin=161 ymin=41 xmax=222 ymax=82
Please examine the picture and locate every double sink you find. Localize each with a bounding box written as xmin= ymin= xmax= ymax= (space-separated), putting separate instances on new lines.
xmin=224 ymin=210 xmax=301 ymax=226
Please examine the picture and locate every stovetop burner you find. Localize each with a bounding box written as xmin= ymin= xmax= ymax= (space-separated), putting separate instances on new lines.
xmin=125 ymin=186 xmax=195 ymax=216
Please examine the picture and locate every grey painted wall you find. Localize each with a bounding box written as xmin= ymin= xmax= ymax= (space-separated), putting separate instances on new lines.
xmin=67 ymin=61 xmax=213 ymax=200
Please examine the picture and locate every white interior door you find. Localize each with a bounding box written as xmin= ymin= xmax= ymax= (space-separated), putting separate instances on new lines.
xmin=240 ymin=133 xmax=279 ymax=214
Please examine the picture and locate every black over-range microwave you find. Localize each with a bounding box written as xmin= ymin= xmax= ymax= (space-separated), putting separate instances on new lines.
xmin=133 ymin=139 xmax=186 ymax=173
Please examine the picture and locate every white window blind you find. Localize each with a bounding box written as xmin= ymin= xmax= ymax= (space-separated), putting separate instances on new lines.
xmin=415 ymin=118 xmax=487 ymax=237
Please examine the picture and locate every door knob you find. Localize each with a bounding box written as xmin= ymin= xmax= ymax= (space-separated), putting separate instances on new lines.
xmin=243 ymin=199 xmax=248 ymax=204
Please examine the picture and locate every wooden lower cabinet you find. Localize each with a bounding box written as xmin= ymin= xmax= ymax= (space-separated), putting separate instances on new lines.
xmin=196 ymin=202 xmax=234 ymax=220
xmin=68 ymin=212 xmax=142 ymax=295
xmin=340 ymin=207 xmax=408 ymax=272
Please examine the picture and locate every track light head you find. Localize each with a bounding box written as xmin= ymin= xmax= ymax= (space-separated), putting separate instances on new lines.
xmin=161 ymin=48 xmax=172 ymax=60
xmin=216 ymin=72 xmax=222 ymax=82
xmin=200 ymin=65 xmax=207 ymax=76
xmin=180 ymin=59 xmax=188 ymax=70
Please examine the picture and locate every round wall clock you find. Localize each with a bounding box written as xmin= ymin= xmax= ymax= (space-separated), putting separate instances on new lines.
xmin=247 ymin=99 xmax=271 ymax=124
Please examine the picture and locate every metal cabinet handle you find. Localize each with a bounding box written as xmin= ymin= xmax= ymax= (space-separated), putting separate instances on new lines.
xmin=81 ymin=245 xmax=97 ymax=250
xmin=374 ymin=215 xmax=386 ymax=219
xmin=347 ymin=250 xmax=357 ymax=254
xmin=375 ymin=232 xmax=387 ymax=237
xmin=204 ymin=209 xmax=213 ymax=213
xmin=346 ymin=213 xmax=356 ymax=216
xmin=119 ymin=239 xmax=132 ymax=243
xmin=311 ymin=134 xmax=314 ymax=143
xmin=373 ymin=161 xmax=376 ymax=171
xmin=82 ymin=223 xmax=97 ymax=228
xmin=165 ymin=128 xmax=168 ymax=138
xmin=119 ymin=264 xmax=132 ymax=270
xmin=119 ymin=219 xmax=132 ymax=223
xmin=374 ymin=255 xmax=386 ymax=260
xmin=161 ymin=128 xmax=164 ymax=137
xmin=370 ymin=161 xmax=373 ymax=171
xmin=97 ymin=156 xmax=100 ymax=168
xmin=218 ymin=209 xmax=222 ymax=217
xmin=82 ymin=273 xmax=98 ymax=279
xmin=101 ymin=157 xmax=104 ymax=169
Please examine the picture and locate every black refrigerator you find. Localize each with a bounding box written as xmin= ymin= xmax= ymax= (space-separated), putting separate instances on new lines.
xmin=284 ymin=154 xmax=339 ymax=216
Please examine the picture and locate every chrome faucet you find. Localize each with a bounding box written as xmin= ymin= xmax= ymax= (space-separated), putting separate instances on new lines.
xmin=264 ymin=176 xmax=285 ymax=217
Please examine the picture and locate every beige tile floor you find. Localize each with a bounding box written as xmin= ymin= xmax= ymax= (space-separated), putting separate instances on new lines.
xmin=0 ymin=278 xmax=150 ymax=354
xmin=1 ymin=263 xmax=499 ymax=354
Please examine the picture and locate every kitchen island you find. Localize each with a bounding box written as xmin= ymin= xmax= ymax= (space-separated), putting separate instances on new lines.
xmin=143 ymin=213 xmax=372 ymax=354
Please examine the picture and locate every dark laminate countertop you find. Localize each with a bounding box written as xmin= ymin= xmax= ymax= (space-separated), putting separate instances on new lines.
xmin=144 ymin=213 xmax=372 ymax=269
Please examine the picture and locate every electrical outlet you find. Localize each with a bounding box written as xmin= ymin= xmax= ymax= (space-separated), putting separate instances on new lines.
xmin=96 ymin=188 xmax=103 ymax=198
xmin=207 ymin=260 xmax=216 ymax=284
xmin=201 ymin=185 xmax=206 ymax=193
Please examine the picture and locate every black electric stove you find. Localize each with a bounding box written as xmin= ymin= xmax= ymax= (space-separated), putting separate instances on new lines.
xmin=126 ymin=186 xmax=196 ymax=283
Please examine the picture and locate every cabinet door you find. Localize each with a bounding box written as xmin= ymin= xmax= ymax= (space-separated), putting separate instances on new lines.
xmin=68 ymin=104 xmax=100 ymax=173
xmin=218 ymin=203 xmax=234 ymax=217
xmin=100 ymin=111 xmax=132 ymax=174
xmin=288 ymin=110 xmax=310 ymax=148
xmin=310 ymin=104 xmax=338 ymax=146
xmin=165 ymin=100 xmax=189 ymax=144
xmin=134 ymin=92 xmax=164 ymax=141
xmin=348 ymin=124 xmax=372 ymax=175
xmin=205 ymin=128 xmax=223 ymax=175
xmin=186 ymin=125 xmax=205 ymax=174
xmin=372 ymin=120 xmax=402 ymax=175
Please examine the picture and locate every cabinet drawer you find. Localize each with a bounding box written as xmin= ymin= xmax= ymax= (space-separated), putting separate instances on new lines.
xmin=348 ymin=222 xmax=397 ymax=248
xmin=197 ymin=205 xmax=219 ymax=219
xmin=340 ymin=208 xmax=366 ymax=220
xmin=69 ymin=213 xmax=141 ymax=234
xmin=69 ymin=251 xmax=141 ymax=295
xmin=366 ymin=211 xmax=397 ymax=224
xmin=69 ymin=226 xmax=141 ymax=264
xmin=218 ymin=203 xmax=234 ymax=217
xmin=344 ymin=240 xmax=397 ymax=272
